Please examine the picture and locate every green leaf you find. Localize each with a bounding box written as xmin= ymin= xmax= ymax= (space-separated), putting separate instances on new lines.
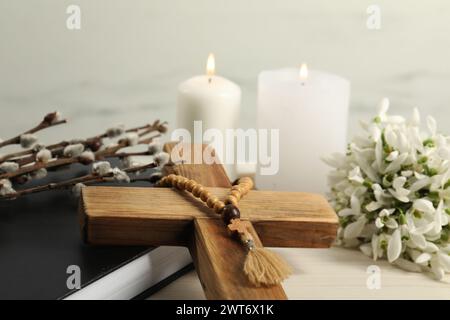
xmin=423 ymin=139 xmax=435 ymax=148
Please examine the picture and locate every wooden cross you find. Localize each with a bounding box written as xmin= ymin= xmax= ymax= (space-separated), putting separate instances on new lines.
xmin=79 ymin=143 xmax=338 ymax=299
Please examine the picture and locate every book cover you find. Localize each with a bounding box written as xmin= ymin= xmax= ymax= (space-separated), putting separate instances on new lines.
xmin=0 ymin=164 xmax=191 ymax=300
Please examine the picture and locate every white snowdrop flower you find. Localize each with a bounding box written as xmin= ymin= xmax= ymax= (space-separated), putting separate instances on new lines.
xmin=63 ymin=143 xmax=85 ymax=158
xmin=322 ymin=153 xmax=347 ymax=169
xmin=106 ymin=125 xmax=125 ymax=138
xmin=343 ymin=216 xmax=367 ymax=239
xmin=375 ymin=209 xmax=397 ymax=229
xmin=380 ymin=208 xmax=395 ymax=217
xmin=414 ymin=252 xmax=432 ymax=264
xmin=338 ymin=195 xmax=361 ymax=217
xmin=79 ymin=151 xmax=95 ymax=164
xmin=369 ymin=125 xmax=381 ymax=142
xmin=413 ymin=199 xmax=435 ymax=214
xmin=384 ymin=153 xmax=408 ymax=173
xmin=32 ymin=168 xmax=47 ymax=179
xmin=430 ymin=256 xmax=444 ymax=280
xmin=409 ymin=176 xmax=430 ymax=193
xmin=423 ymin=241 xmax=440 ymax=253
xmin=0 ymin=162 xmax=19 ymax=173
xmin=427 ymin=116 xmax=437 ymax=137
xmin=389 ymin=176 xmax=410 ymax=203
xmin=148 ymin=141 xmax=162 ymax=155
xmin=387 ymin=229 xmax=402 ymax=262
xmin=125 ymin=132 xmax=139 ymax=146
xmin=348 ymin=166 xmax=364 ymax=184
xmin=375 ymin=218 xmax=384 ymax=229
xmin=366 ymin=201 xmax=382 ymax=212
xmin=438 ymin=252 xmax=450 ymax=272
xmin=386 ymin=150 xmax=399 ymax=162
xmin=387 ymin=115 xmax=406 ymax=125
xmin=0 ymin=179 xmax=15 ymax=196
xmin=36 ymin=148 xmax=52 ymax=163
xmin=20 ymin=134 xmax=38 ymax=148
xmin=112 ymin=168 xmax=130 ymax=183
xmin=326 ymin=102 xmax=450 ymax=280
xmin=154 ymin=152 xmax=170 ymax=167
xmin=377 ymin=97 xmax=390 ymax=122
xmin=72 ymin=183 xmax=86 ymax=197
xmin=401 ymin=170 xmax=413 ymax=177
xmin=384 ymin=218 xmax=399 ymax=229
xmin=411 ymin=108 xmax=421 ymax=126
xmin=92 ymin=161 xmax=112 ymax=176
xmin=384 ymin=126 xmax=397 ymax=147
xmin=393 ymin=258 xmax=422 ymax=273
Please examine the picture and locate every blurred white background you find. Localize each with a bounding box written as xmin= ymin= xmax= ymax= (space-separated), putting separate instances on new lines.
xmin=1 ymin=0 xmax=450 ymax=142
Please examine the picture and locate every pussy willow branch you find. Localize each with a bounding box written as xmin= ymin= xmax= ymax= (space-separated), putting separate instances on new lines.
xmin=0 ymin=120 xmax=167 ymax=165
xmin=0 ymin=137 xmax=159 ymax=181
xmin=0 ymin=112 xmax=67 ymax=149
xmin=0 ymin=163 xmax=157 ymax=200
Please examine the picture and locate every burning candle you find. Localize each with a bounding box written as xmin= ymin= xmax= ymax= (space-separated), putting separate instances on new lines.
xmin=256 ymin=64 xmax=350 ymax=193
xmin=177 ymin=54 xmax=241 ymax=141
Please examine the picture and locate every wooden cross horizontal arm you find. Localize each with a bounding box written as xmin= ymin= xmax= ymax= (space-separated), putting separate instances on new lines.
xmin=79 ymin=143 xmax=338 ymax=300
xmin=80 ymin=186 xmax=337 ymax=248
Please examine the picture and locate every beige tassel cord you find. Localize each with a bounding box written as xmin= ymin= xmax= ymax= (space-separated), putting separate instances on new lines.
xmin=157 ymin=174 xmax=292 ymax=286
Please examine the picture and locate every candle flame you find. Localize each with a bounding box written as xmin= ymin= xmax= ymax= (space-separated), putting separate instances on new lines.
xmin=299 ymin=63 xmax=308 ymax=82
xmin=206 ymin=53 xmax=215 ymax=79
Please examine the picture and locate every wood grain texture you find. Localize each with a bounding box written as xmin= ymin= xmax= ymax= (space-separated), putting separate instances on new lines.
xmin=191 ymin=218 xmax=287 ymax=300
xmin=81 ymin=186 xmax=338 ymax=247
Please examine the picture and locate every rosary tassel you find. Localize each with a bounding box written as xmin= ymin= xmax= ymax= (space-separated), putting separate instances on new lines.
xmin=244 ymin=247 xmax=293 ymax=287
xmin=234 ymin=222 xmax=292 ymax=286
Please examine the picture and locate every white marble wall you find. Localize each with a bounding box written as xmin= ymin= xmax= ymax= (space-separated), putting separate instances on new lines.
xmin=1 ymin=0 xmax=450 ymax=144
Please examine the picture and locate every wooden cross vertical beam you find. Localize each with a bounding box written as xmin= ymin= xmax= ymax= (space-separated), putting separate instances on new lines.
xmin=79 ymin=143 xmax=338 ymax=299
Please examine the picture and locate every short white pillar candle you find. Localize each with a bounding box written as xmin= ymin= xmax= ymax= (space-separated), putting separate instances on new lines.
xmin=177 ymin=54 xmax=241 ymax=142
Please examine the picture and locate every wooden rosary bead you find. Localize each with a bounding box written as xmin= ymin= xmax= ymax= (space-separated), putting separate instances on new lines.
xmin=206 ymin=196 xmax=219 ymax=209
xmin=231 ymin=185 xmax=242 ymax=193
xmin=185 ymin=180 xmax=196 ymax=192
xmin=239 ymin=178 xmax=254 ymax=189
xmin=200 ymin=190 xmax=211 ymax=202
xmin=192 ymin=185 xmax=204 ymax=198
xmin=230 ymin=190 xmax=241 ymax=201
xmin=221 ymin=204 xmax=241 ymax=224
xmin=213 ymin=201 xmax=225 ymax=214
xmin=160 ymin=174 xmax=252 ymax=222
xmin=176 ymin=177 xmax=187 ymax=190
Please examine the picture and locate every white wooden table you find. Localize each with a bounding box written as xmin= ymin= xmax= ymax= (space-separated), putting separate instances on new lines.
xmin=149 ymin=247 xmax=450 ymax=300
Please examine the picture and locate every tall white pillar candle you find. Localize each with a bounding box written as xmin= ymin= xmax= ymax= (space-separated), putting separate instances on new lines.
xmin=256 ymin=65 xmax=350 ymax=193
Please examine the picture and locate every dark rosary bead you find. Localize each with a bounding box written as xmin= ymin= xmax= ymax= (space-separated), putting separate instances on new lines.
xmin=221 ymin=204 xmax=241 ymax=224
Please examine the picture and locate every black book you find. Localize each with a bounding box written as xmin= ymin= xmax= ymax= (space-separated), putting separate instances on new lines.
xmin=0 ymin=164 xmax=192 ymax=300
